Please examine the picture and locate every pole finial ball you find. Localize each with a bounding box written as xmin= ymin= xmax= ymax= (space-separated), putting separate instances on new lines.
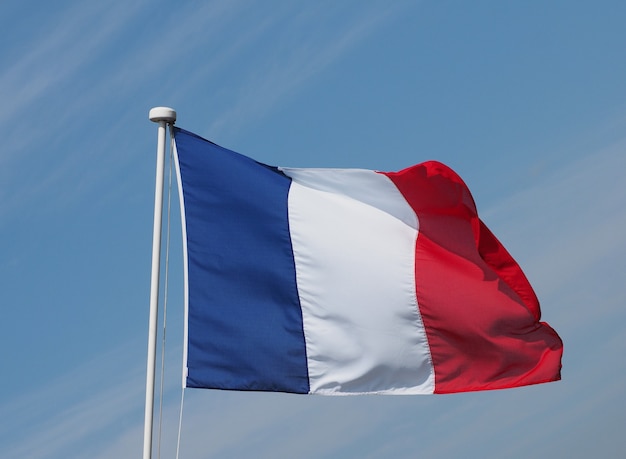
xmin=149 ymin=107 xmax=177 ymax=123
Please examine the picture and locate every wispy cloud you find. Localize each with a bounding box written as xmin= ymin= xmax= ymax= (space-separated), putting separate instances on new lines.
xmin=206 ymin=2 xmax=408 ymax=137
xmin=0 ymin=1 xmax=149 ymax=130
xmin=0 ymin=341 xmax=145 ymax=458
xmin=0 ymin=1 xmax=407 ymax=224
xmin=0 ymin=1 xmax=153 ymax=219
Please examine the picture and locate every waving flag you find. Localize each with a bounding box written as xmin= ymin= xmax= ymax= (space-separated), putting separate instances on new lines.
xmin=173 ymin=127 xmax=562 ymax=395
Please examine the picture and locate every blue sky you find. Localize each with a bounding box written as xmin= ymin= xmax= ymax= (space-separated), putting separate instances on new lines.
xmin=1 ymin=1 xmax=625 ymax=457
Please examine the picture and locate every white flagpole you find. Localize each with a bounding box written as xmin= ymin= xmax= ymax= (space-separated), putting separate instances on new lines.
xmin=144 ymin=107 xmax=177 ymax=459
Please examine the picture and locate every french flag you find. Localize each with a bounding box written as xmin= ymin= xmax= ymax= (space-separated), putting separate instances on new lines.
xmin=173 ymin=127 xmax=562 ymax=395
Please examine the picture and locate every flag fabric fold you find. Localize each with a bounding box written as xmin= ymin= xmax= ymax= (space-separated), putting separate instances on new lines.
xmin=173 ymin=127 xmax=562 ymax=395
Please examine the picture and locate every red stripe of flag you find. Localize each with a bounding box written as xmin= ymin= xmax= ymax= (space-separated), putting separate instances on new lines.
xmin=382 ymin=162 xmax=562 ymax=393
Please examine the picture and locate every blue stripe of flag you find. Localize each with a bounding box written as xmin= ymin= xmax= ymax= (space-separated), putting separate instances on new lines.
xmin=175 ymin=128 xmax=310 ymax=393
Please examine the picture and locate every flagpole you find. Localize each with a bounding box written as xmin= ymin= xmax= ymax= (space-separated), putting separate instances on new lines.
xmin=144 ymin=106 xmax=177 ymax=459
